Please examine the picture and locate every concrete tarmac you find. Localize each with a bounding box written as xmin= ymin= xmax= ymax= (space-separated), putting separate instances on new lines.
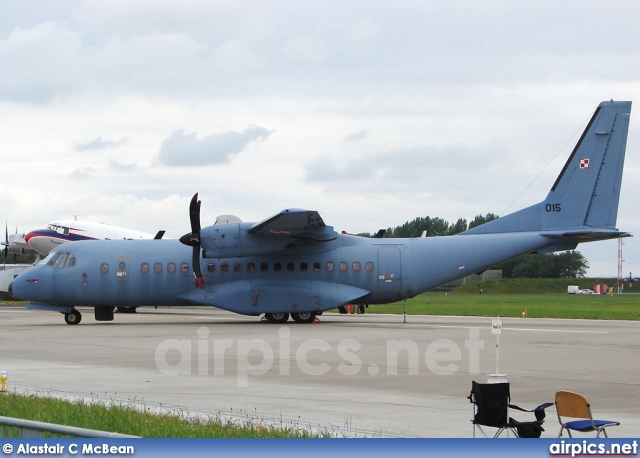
xmin=1 ymin=304 xmax=638 ymax=437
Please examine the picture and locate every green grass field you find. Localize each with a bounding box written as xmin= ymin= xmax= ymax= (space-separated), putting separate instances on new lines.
xmin=368 ymin=292 xmax=640 ymax=320
xmin=0 ymin=393 xmax=323 ymax=438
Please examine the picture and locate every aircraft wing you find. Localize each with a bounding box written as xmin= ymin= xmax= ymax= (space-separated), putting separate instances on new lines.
xmin=248 ymin=209 xmax=336 ymax=242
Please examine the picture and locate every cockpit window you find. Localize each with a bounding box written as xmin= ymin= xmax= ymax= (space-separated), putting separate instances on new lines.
xmin=47 ymin=224 xmax=70 ymax=235
xmin=64 ymin=254 xmax=76 ymax=267
xmin=46 ymin=252 xmax=76 ymax=268
xmin=47 ymin=253 xmax=64 ymax=267
xmin=53 ymin=253 xmax=68 ymax=267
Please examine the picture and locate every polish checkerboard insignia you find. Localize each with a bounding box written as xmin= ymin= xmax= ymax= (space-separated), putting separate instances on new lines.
xmin=579 ymin=158 xmax=590 ymax=169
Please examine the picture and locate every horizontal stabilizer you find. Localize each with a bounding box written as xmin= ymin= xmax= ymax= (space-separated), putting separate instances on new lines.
xmin=543 ymin=229 xmax=632 ymax=242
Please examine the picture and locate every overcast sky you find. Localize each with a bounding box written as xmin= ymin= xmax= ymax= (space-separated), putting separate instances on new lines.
xmin=2 ymin=1 xmax=639 ymax=279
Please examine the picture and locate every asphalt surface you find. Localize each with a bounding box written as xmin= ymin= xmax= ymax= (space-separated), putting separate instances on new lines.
xmin=1 ymin=304 xmax=638 ymax=437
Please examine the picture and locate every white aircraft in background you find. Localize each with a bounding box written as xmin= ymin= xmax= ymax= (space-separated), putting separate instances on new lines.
xmin=24 ymin=220 xmax=165 ymax=256
xmin=1 ymin=227 xmax=35 ymax=259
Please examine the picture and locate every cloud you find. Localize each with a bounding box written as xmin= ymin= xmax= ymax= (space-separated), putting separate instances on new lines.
xmin=156 ymin=125 xmax=273 ymax=167
xmin=0 ymin=21 xmax=84 ymax=103
xmin=74 ymin=137 xmax=128 ymax=152
xmin=344 ymin=129 xmax=368 ymax=142
xmin=108 ymin=159 xmax=139 ymax=173
xmin=305 ymin=143 xmax=505 ymax=183
xmin=69 ymin=167 xmax=96 ymax=180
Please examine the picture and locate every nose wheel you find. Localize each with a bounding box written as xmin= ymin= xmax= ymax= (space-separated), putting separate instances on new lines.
xmin=64 ymin=309 xmax=82 ymax=325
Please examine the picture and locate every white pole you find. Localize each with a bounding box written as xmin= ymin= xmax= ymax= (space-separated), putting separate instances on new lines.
xmin=403 ymin=299 xmax=407 ymax=323
xmin=495 ymin=333 xmax=500 ymax=375
xmin=488 ymin=318 xmax=507 ymax=383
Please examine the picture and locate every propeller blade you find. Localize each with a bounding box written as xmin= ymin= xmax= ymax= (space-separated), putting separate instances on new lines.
xmin=189 ymin=193 xmax=201 ymax=234
xmin=180 ymin=193 xmax=204 ymax=288
xmin=192 ymin=245 xmax=204 ymax=289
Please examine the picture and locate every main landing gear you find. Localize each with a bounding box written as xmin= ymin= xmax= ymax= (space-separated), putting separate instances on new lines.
xmin=263 ymin=312 xmax=317 ymax=324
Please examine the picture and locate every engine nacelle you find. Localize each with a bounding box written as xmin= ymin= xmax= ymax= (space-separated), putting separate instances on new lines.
xmin=199 ymin=223 xmax=287 ymax=258
xmin=199 ymin=219 xmax=338 ymax=258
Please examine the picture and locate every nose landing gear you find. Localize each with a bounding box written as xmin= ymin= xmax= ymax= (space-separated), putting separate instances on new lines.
xmin=64 ymin=309 xmax=82 ymax=325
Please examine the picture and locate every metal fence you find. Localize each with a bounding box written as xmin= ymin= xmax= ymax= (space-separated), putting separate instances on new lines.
xmin=0 ymin=416 xmax=139 ymax=438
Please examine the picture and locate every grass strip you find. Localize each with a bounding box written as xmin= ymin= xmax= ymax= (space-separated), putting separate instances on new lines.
xmin=368 ymin=293 xmax=640 ymax=320
xmin=0 ymin=393 xmax=323 ymax=438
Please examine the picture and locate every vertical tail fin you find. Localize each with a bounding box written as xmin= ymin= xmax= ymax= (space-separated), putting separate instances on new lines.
xmin=543 ymin=100 xmax=631 ymax=230
xmin=463 ymin=100 xmax=632 ymax=236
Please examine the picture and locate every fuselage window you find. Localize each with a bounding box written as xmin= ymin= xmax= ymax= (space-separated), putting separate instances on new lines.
xmin=287 ymin=262 xmax=294 ymax=272
xmin=261 ymin=263 xmax=268 ymax=272
xmin=339 ymin=262 xmax=348 ymax=272
xmin=207 ymin=263 xmax=215 ymax=273
xmin=248 ymin=263 xmax=255 ymax=272
xmin=274 ymin=262 xmax=282 ymax=272
xmin=353 ymin=262 xmax=361 ymax=272
xmin=168 ymin=263 xmax=176 ymax=273
xmin=141 ymin=263 xmax=149 ymax=273
xmin=221 ymin=263 xmax=229 ymax=272
xmin=234 ymin=262 xmax=242 ymax=272
xmin=100 ymin=263 xmax=109 ymax=274
xmin=154 ymin=263 xmax=162 ymax=273
xmin=181 ymin=263 xmax=190 ymax=273
xmin=326 ymin=262 xmax=334 ymax=272
xmin=366 ymin=262 xmax=374 ymax=272
xmin=313 ymin=262 xmax=321 ymax=272
xmin=300 ymin=262 xmax=308 ymax=272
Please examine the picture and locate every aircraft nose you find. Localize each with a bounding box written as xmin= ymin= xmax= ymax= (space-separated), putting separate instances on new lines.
xmin=7 ymin=281 xmax=12 ymax=297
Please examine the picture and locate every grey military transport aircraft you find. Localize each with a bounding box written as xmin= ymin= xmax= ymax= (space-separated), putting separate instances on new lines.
xmin=9 ymin=101 xmax=632 ymax=325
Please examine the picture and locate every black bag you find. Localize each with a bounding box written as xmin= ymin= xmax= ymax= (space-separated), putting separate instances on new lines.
xmin=509 ymin=417 xmax=544 ymax=438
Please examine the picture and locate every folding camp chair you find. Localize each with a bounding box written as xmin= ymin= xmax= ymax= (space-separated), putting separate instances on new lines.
xmin=468 ymin=381 xmax=552 ymax=438
xmin=555 ymin=391 xmax=620 ymax=438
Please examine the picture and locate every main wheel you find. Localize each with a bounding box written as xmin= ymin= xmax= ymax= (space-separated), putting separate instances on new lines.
xmin=117 ymin=306 xmax=138 ymax=314
xmin=264 ymin=312 xmax=289 ymax=323
xmin=291 ymin=311 xmax=315 ymax=324
xmin=64 ymin=310 xmax=82 ymax=325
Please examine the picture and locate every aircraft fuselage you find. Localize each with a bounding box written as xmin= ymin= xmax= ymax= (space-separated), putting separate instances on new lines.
xmin=15 ymin=230 xmax=565 ymax=317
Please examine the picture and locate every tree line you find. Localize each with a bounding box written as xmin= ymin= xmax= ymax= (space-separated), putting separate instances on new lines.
xmin=359 ymin=213 xmax=588 ymax=278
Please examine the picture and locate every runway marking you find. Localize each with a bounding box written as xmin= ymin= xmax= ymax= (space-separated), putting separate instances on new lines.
xmin=339 ymin=320 xmax=611 ymax=334
xmin=431 ymin=325 xmax=609 ymax=334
